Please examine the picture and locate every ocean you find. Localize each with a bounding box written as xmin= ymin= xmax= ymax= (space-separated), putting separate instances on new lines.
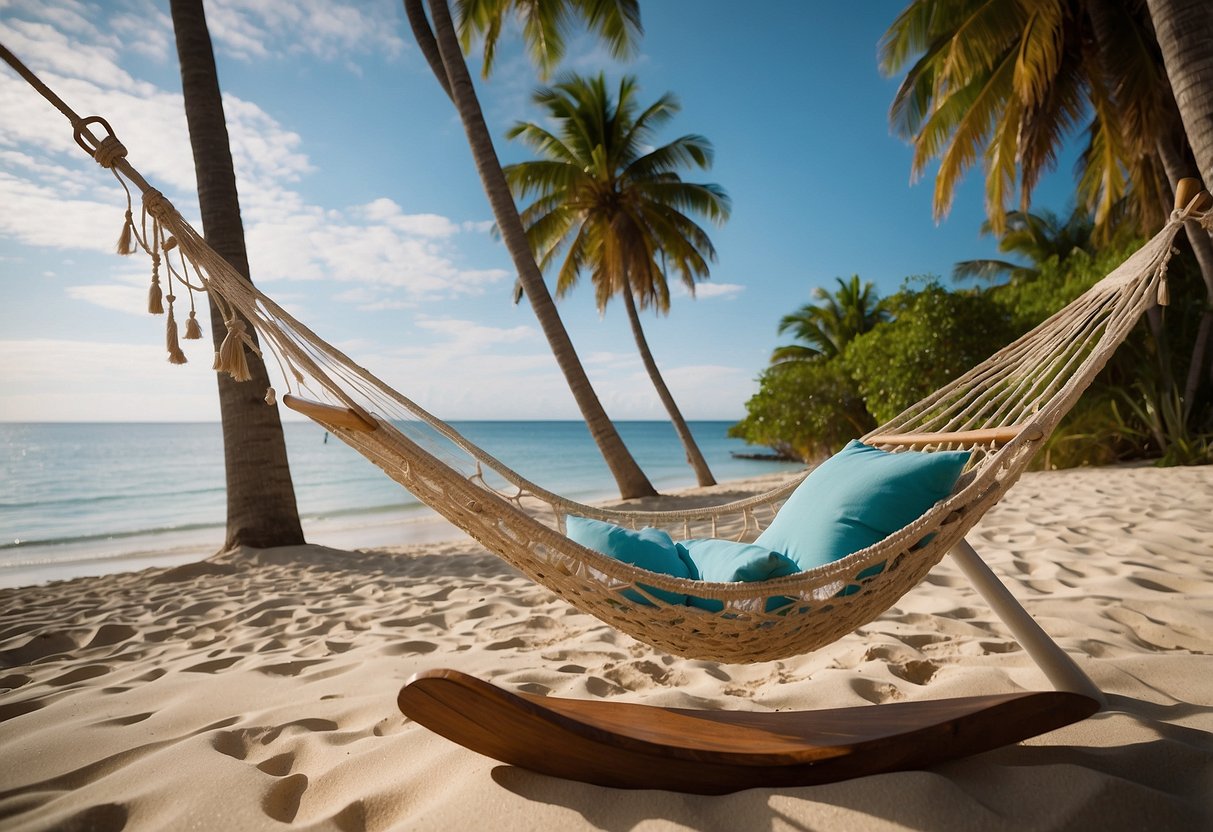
xmin=0 ymin=421 xmax=802 ymax=586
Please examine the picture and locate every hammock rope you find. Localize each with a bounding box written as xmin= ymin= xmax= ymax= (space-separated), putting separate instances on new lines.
xmin=3 ymin=43 xmax=1209 ymax=663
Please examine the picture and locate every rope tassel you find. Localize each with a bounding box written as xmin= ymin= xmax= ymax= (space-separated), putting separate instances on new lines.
xmin=165 ymin=297 xmax=187 ymax=364
xmin=217 ymin=318 xmax=252 ymax=382
xmin=116 ymin=209 xmax=137 ymax=255
xmin=183 ymin=309 xmax=203 ymax=339
xmin=148 ymin=276 xmax=163 ymax=313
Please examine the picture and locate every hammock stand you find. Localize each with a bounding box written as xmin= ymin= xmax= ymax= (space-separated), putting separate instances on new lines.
xmin=5 ymin=42 xmax=1212 ymax=791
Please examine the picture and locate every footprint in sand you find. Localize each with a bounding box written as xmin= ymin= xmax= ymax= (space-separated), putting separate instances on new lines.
xmin=887 ymin=659 xmax=940 ymax=685
xmin=849 ymin=677 xmax=906 ymax=703
xmin=1 ymin=631 xmax=83 ymax=664
xmin=47 ymin=803 xmax=128 ymax=832
xmin=0 ymin=698 xmax=43 ymax=722
xmin=978 ymin=640 xmax=1020 ymax=654
xmin=262 ymin=772 xmax=309 ymax=824
xmin=183 ymin=656 xmax=241 ymax=673
xmin=516 ymin=682 xmax=551 ymax=695
xmin=46 ymin=664 xmax=110 ymax=686
xmin=255 ymin=751 xmax=295 ymax=777
xmin=85 ymin=624 xmax=138 ymax=649
xmin=581 ymin=675 xmax=627 ymax=697
xmin=256 ymin=659 xmax=329 ymax=677
xmin=93 ymin=711 xmax=154 ymax=727
xmin=211 ymin=719 xmax=339 ymax=762
xmin=379 ymin=641 xmax=438 ymax=656
xmin=0 ymin=673 xmax=32 ymax=691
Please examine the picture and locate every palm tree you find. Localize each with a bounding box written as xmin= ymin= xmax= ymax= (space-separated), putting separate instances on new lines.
xmin=403 ymin=0 xmax=657 ymax=499
xmin=771 ymin=276 xmax=887 ymax=365
xmin=503 ymin=73 xmax=729 ymax=487
xmin=1144 ymin=0 xmax=1213 ymax=412
xmin=953 ymin=208 xmax=1095 ymax=284
xmin=169 ymin=0 xmax=304 ymax=549
xmin=1146 ymin=0 xmax=1213 ymax=184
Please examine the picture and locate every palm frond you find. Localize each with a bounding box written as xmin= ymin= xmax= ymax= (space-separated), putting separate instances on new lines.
xmin=931 ymin=48 xmax=1017 ymax=218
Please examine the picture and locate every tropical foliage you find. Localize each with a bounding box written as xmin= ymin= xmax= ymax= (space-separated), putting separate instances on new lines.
xmin=953 ymin=208 xmax=1095 ymax=284
xmin=731 ymin=238 xmax=1213 ymax=467
xmin=877 ymin=0 xmax=1172 ymax=237
xmin=503 ymin=72 xmax=730 ymax=486
xmin=771 ymin=276 xmax=888 ymax=363
xmin=843 ymin=281 xmax=1017 ymax=424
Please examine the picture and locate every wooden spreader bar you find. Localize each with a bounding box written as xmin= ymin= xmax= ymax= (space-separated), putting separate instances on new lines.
xmin=1175 ymin=177 xmax=1213 ymax=213
xmin=869 ymin=424 xmax=1042 ymax=449
xmin=282 ymin=394 xmax=378 ymax=432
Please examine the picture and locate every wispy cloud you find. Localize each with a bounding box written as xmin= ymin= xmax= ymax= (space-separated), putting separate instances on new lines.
xmin=205 ymin=0 xmax=406 ymax=64
xmin=1 ymin=2 xmax=508 ymax=311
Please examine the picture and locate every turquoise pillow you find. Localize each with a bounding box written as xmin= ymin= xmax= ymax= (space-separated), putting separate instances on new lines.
xmin=755 ymin=440 xmax=970 ymax=572
xmin=565 ymin=516 xmax=691 ymax=606
xmin=678 ymin=538 xmax=800 ymax=612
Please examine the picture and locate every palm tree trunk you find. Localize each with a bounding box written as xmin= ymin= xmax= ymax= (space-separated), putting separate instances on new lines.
xmin=1157 ymin=137 xmax=1213 ymax=414
xmin=619 ymin=275 xmax=716 ymax=486
xmin=1147 ymin=0 xmax=1213 ymax=184
xmin=1146 ymin=0 xmax=1213 ymax=417
xmin=418 ymin=0 xmax=656 ymax=498
xmin=170 ymin=0 xmax=305 ymax=550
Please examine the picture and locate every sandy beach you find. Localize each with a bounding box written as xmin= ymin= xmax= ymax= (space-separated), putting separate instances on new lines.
xmin=1 ymin=463 xmax=1211 ymax=831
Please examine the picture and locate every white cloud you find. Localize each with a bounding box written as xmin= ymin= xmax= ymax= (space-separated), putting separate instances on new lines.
xmin=110 ymin=2 xmax=174 ymax=63
xmin=205 ymin=0 xmax=406 ymax=64
xmin=411 ymin=317 xmax=538 ymax=353
xmin=65 ymin=282 xmax=149 ymax=316
xmin=0 ymin=171 xmax=126 ymax=251
xmin=359 ymin=199 xmax=460 ymax=237
xmin=689 ymin=281 xmax=745 ymax=300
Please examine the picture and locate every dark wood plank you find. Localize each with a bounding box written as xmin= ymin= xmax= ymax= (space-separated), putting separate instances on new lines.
xmin=397 ymin=668 xmax=1099 ymax=794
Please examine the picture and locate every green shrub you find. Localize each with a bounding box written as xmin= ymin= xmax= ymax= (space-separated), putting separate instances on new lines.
xmin=729 ymin=359 xmax=874 ymax=462
xmin=843 ymin=281 xmax=1018 ymax=424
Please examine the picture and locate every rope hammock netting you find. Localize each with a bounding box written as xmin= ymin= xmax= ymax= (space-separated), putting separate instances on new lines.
xmin=4 ymin=43 xmax=1211 ymax=665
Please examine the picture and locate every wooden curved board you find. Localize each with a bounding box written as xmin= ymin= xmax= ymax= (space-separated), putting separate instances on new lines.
xmin=397 ymin=668 xmax=1099 ymax=794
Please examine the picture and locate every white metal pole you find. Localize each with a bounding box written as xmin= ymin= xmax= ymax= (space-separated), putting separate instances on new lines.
xmin=950 ymin=538 xmax=1106 ymax=706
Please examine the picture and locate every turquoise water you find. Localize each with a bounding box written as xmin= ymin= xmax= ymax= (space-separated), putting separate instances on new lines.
xmin=0 ymin=421 xmax=802 ymax=584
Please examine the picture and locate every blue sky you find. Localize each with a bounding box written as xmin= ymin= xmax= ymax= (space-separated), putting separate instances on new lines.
xmin=0 ymin=0 xmax=1078 ymax=422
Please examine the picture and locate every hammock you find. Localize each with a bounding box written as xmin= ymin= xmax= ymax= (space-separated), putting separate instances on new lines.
xmin=5 ymin=45 xmax=1210 ymax=669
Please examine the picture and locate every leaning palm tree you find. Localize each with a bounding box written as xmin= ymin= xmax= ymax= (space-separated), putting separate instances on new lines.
xmin=403 ymin=0 xmax=657 ymax=499
xmin=771 ymin=276 xmax=886 ymax=365
xmin=169 ymin=0 xmax=304 ymax=550
xmin=1146 ymin=0 xmax=1213 ymax=184
xmin=503 ymin=73 xmax=730 ymax=487
xmin=953 ymin=208 xmax=1095 ymax=284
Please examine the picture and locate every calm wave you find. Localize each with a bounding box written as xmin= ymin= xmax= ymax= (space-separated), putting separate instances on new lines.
xmin=1 ymin=421 xmax=802 ymax=578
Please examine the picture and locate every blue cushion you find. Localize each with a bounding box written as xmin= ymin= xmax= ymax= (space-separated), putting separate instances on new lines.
xmin=678 ymin=538 xmax=800 ymax=612
xmin=565 ymin=516 xmax=691 ymax=606
xmin=755 ymin=440 xmax=970 ymax=572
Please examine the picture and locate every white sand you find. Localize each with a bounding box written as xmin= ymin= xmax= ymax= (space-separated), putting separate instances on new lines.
xmin=1 ymin=464 xmax=1211 ymax=831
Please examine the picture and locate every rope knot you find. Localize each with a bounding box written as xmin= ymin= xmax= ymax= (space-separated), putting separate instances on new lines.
xmin=143 ymin=188 xmax=172 ymax=221
xmin=93 ymin=135 xmax=128 ymax=169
